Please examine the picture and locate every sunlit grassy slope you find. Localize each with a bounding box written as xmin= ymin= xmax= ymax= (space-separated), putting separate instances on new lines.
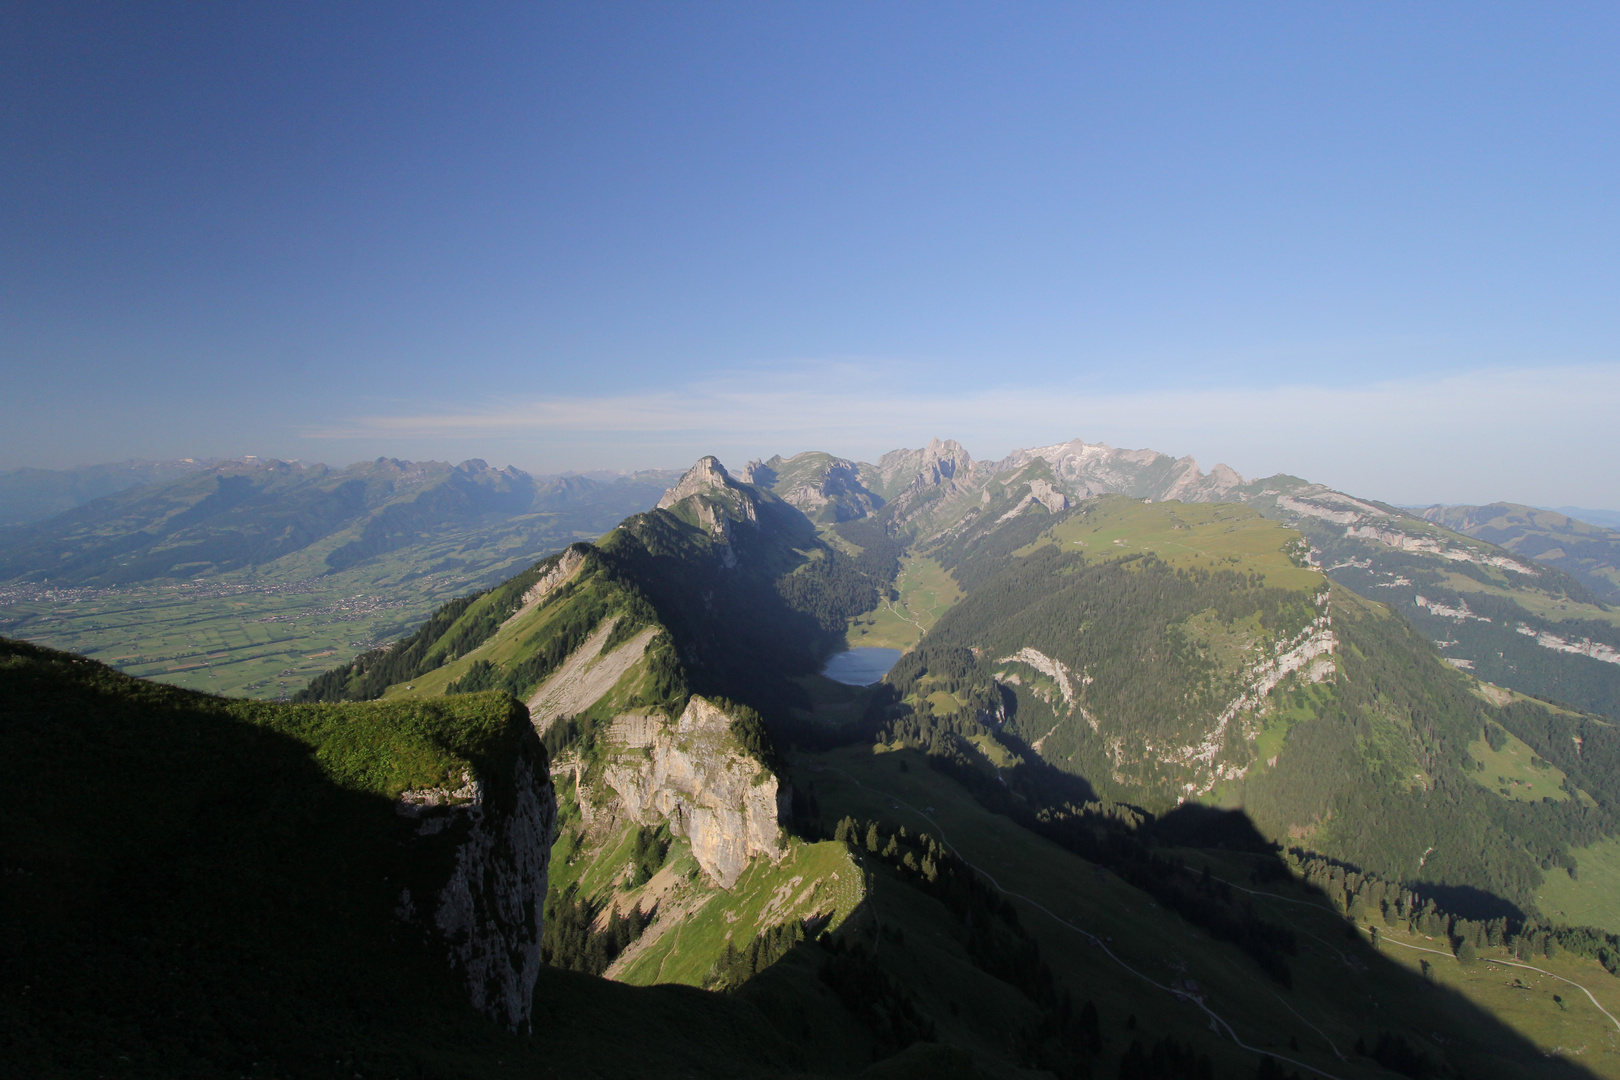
xmin=1469 ymin=727 xmax=1574 ymax=803
xmin=612 ymin=839 xmax=863 ymax=987
xmin=1024 ymin=494 xmax=1322 ymax=590
xmin=1538 ymin=835 xmax=1620 ymax=934
xmin=845 ymin=554 xmax=962 ymax=651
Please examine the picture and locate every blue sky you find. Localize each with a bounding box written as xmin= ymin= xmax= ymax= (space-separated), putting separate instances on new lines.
xmin=5 ymin=2 xmax=1619 ymax=506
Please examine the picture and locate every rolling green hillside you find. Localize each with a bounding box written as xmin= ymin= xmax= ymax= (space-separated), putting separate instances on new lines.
xmin=837 ymin=492 xmax=1620 ymax=926
xmin=1420 ymin=503 xmax=1620 ymax=604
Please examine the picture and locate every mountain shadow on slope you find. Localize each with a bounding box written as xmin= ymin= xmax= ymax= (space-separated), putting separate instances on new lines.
xmin=798 ymin=744 xmax=1602 ymax=1080
xmin=1147 ymin=803 xmax=1279 ymax=854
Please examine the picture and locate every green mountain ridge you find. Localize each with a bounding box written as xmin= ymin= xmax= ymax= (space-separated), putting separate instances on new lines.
xmin=0 ymin=458 xmax=216 ymax=528
xmin=1417 ymin=502 xmax=1620 ymax=604
xmin=273 ymin=449 xmax=1620 ymax=1075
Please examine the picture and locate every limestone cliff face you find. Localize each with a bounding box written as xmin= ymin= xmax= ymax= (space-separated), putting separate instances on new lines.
xmin=396 ymin=738 xmax=557 ymax=1031
xmin=597 ymin=696 xmax=784 ymax=889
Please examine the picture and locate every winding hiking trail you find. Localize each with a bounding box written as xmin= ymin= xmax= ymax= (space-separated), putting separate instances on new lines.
xmin=824 ymin=764 xmax=1344 ymax=1080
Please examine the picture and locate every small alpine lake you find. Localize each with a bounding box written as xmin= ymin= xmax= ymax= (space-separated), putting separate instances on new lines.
xmin=819 ymin=646 xmax=902 ymax=687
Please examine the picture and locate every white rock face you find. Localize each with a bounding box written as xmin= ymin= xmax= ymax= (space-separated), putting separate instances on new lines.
xmin=997 ymin=647 xmax=1077 ymax=710
xmin=500 ymin=546 xmax=587 ymax=630
xmin=1345 ymin=525 xmax=1537 ymax=575
xmin=990 ymin=439 xmax=1246 ymax=504
xmin=760 ymin=452 xmax=882 ymax=520
xmin=866 ymin=438 xmax=975 ymax=498
xmin=1516 ymin=624 xmax=1620 ymax=666
xmin=1161 ymin=598 xmax=1337 ymax=797
xmin=599 ymin=696 xmax=784 ymax=888
xmin=657 ymin=456 xmax=735 ymax=510
xmin=1276 ymin=495 xmax=1361 ymax=525
xmin=997 ymin=478 xmax=1071 ymax=522
xmin=1415 ymin=595 xmax=1491 ymax=623
xmin=405 ymin=750 xmax=556 ymax=1031
xmin=525 ymin=618 xmax=660 ymax=734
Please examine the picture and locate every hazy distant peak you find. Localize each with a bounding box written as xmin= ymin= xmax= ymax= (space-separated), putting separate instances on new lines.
xmin=748 ymin=450 xmax=880 ymax=524
xmin=868 ymin=438 xmax=974 ymax=499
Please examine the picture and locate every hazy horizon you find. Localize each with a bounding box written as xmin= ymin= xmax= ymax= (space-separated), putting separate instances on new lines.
xmin=7 ymin=4 xmax=1620 ymax=508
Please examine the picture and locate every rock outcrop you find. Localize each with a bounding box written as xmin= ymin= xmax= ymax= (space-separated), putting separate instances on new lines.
xmin=499 ymin=544 xmax=588 ymax=630
xmin=396 ymin=737 xmax=557 ymax=1031
xmin=597 ymin=696 xmax=784 ymax=889
xmin=525 ymin=617 xmax=661 ymax=734
xmin=990 ymin=438 xmax=1248 ymax=504
xmin=998 ymin=477 xmax=1070 ymax=522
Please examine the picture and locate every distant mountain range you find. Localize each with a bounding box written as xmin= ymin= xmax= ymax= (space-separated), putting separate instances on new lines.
xmin=1550 ymin=505 xmax=1620 ymax=531
xmin=734 ymin=439 xmax=1620 ymax=722
xmin=1417 ymin=503 xmax=1620 ymax=604
xmin=0 ymin=458 xmax=216 ymax=527
xmin=0 ymin=457 xmax=678 ymax=586
xmin=0 ymin=458 xmax=679 ymax=697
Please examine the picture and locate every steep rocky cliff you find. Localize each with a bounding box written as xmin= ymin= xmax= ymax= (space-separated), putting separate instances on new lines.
xmin=592 ymin=696 xmax=785 ymax=888
xmin=0 ymin=637 xmax=570 ymax=1070
xmin=397 ymin=741 xmax=557 ymax=1031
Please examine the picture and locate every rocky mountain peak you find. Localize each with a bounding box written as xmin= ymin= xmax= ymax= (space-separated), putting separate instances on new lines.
xmin=655 ymin=456 xmax=761 ymax=546
xmin=656 ymin=456 xmax=735 ymax=510
xmin=867 ymin=438 xmax=975 ymax=499
xmin=757 ymin=451 xmax=881 ymax=523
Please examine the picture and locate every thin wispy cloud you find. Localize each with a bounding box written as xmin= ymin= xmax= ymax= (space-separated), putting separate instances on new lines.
xmin=305 ymin=361 xmax=1620 ymax=508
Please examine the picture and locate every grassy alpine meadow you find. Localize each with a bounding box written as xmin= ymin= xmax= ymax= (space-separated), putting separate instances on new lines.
xmin=1467 ymin=726 xmax=1577 ymax=803
xmin=611 ymin=839 xmax=864 ymax=988
xmin=844 ymin=554 xmax=963 ymax=651
xmin=1538 ymin=835 xmax=1620 ymax=935
xmin=1354 ymin=917 xmax=1620 ymax=1071
xmin=1027 ymin=495 xmax=1324 ymax=591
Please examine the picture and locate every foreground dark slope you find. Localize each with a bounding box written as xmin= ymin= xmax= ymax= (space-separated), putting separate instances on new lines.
xmin=0 ymin=638 xmax=821 ymax=1079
